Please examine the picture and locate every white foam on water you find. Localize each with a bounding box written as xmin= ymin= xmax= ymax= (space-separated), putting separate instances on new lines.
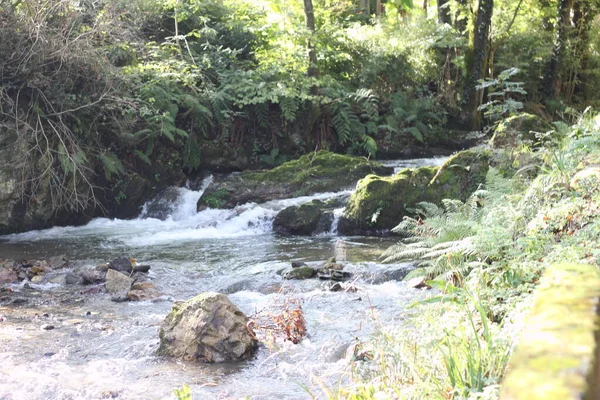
xmin=4 ymin=184 xmax=352 ymax=246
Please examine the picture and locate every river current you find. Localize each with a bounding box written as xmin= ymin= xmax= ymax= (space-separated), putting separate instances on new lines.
xmin=0 ymin=157 xmax=445 ymax=400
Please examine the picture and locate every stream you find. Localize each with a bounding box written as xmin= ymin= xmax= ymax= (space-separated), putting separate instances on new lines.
xmin=0 ymin=157 xmax=445 ymax=400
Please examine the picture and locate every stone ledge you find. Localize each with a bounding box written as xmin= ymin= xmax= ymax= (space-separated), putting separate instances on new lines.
xmin=500 ymin=263 xmax=600 ymax=400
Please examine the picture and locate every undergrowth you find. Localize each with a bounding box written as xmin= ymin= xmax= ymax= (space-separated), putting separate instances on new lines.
xmin=328 ymin=110 xmax=600 ymax=399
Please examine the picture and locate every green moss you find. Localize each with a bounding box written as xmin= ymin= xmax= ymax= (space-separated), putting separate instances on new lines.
xmin=244 ymin=150 xmax=390 ymax=188
xmin=490 ymin=113 xmax=553 ymax=149
xmin=198 ymin=150 xmax=393 ymax=209
xmin=500 ymin=263 xmax=600 ymax=400
xmin=340 ymin=149 xmax=490 ymax=233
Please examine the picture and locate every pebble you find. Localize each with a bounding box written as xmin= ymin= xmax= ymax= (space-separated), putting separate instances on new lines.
xmin=41 ymin=324 xmax=55 ymax=330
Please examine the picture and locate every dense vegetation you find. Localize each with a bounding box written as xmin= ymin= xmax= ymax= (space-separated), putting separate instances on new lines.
xmin=331 ymin=109 xmax=600 ymax=400
xmin=2 ymin=0 xmax=600 ymax=222
xmin=3 ymin=0 xmax=600 ymax=398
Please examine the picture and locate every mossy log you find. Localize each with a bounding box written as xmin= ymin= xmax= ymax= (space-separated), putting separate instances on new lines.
xmin=500 ymin=263 xmax=600 ymax=400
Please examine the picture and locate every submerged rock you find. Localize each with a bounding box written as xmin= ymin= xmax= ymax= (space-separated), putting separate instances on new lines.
xmin=158 ymin=292 xmax=257 ymax=362
xmin=339 ymin=148 xmax=491 ymax=235
xmin=197 ymin=151 xmax=392 ymax=210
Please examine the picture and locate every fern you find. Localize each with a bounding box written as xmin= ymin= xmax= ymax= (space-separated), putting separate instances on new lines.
xmin=280 ymin=96 xmax=299 ymax=123
xmin=383 ymin=169 xmax=516 ymax=282
xmin=99 ymin=151 xmax=126 ymax=180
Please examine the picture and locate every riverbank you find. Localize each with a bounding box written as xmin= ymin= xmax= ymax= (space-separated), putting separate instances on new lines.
xmin=333 ymin=111 xmax=600 ymax=399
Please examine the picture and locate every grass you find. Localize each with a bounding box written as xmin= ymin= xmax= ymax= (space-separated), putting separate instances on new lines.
xmin=324 ymin=111 xmax=600 ymax=399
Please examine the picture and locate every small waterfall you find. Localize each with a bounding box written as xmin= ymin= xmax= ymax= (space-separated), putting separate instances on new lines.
xmin=139 ymin=176 xmax=212 ymax=221
xmin=329 ymin=207 xmax=345 ymax=235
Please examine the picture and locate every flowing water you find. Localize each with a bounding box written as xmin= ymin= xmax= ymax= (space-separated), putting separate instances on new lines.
xmin=0 ymin=157 xmax=443 ymax=400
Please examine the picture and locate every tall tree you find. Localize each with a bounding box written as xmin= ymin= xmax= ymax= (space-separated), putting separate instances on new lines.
xmin=545 ymin=0 xmax=574 ymax=98
xmin=438 ymin=0 xmax=452 ymax=24
xmin=465 ymin=0 xmax=494 ymax=129
xmin=303 ymin=0 xmax=318 ymax=78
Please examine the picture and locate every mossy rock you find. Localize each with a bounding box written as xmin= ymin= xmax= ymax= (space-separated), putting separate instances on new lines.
xmin=273 ymin=196 xmax=347 ymax=236
xmin=198 ymin=151 xmax=392 ymax=209
xmin=282 ymin=266 xmax=317 ymax=280
xmin=338 ymin=148 xmax=491 ymax=234
xmin=500 ymin=263 xmax=600 ymax=400
xmin=490 ymin=113 xmax=553 ymax=149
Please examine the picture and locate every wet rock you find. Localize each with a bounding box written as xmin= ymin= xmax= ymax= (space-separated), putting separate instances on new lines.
xmin=97 ymin=263 xmax=110 ymax=272
xmin=273 ymin=201 xmax=326 ymax=236
xmin=406 ymin=277 xmax=431 ymax=289
xmin=133 ymin=264 xmax=151 ymax=273
xmin=158 ymin=292 xmax=258 ymax=362
xmin=140 ymin=187 xmax=181 ymax=220
xmin=222 ymin=280 xmax=283 ymax=295
xmin=329 ymin=282 xmax=344 ymax=292
xmin=1 ymin=296 xmax=27 ymax=305
xmin=291 ymin=261 xmax=308 ymax=269
xmin=41 ymin=324 xmax=55 ymax=331
xmin=48 ymin=255 xmax=69 ymax=269
xmin=80 ymin=269 xmax=107 ymax=284
xmin=274 ymin=197 xmax=348 ymax=236
xmin=108 ymin=257 xmax=134 ymax=274
xmin=320 ymin=270 xmax=353 ymax=281
xmin=339 ymin=148 xmax=491 ymax=235
xmin=198 ymin=150 xmax=392 ymax=210
xmin=127 ymin=282 xmax=161 ymax=301
xmin=283 ymin=266 xmax=317 ymax=280
xmin=0 ymin=267 xmax=18 ymax=284
xmin=48 ymin=272 xmax=84 ymax=285
xmin=364 ymin=266 xmax=416 ymax=284
xmin=105 ymin=269 xmax=134 ymax=295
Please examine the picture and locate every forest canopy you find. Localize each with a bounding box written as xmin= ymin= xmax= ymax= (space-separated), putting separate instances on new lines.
xmin=1 ymin=0 xmax=599 ymax=218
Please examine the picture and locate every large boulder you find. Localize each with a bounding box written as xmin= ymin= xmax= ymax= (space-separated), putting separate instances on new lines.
xmin=197 ymin=151 xmax=393 ymax=210
xmin=273 ymin=196 xmax=347 ymax=236
xmin=490 ymin=113 xmax=553 ymax=149
xmin=158 ymin=292 xmax=258 ymax=362
xmin=139 ymin=187 xmax=181 ymax=220
xmin=338 ymin=149 xmax=491 ymax=234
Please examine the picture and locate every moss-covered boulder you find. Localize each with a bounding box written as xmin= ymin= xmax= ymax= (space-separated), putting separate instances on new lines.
xmin=198 ymin=151 xmax=392 ymax=210
xmin=338 ymin=149 xmax=490 ymax=234
xmin=500 ymin=263 xmax=600 ymax=400
xmin=490 ymin=113 xmax=553 ymax=149
xmin=273 ymin=200 xmax=327 ymax=236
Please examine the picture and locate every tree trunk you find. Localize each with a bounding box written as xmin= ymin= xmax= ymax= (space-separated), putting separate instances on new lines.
xmin=545 ymin=0 xmax=573 ymax=99
xmin=465 ymin=0 xmax=493 ymax=129
xmin=571 ymin=0 xmax=596 ymax=100
xmin=376 ymin=0 xmax=382 ymax=15
xmin=438 ymin=0 xmax=452 ymax=24
xmin=303 ymin=0 xmax=318 ymax=78
xmin=423 ymin=0 xmax=428 ymax=16
xmin=361 ymin=0 xmax=370 ymax=15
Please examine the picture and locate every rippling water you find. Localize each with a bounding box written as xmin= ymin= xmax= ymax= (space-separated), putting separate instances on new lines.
xmin=0 ymin=158 xmax=442 ymax=400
